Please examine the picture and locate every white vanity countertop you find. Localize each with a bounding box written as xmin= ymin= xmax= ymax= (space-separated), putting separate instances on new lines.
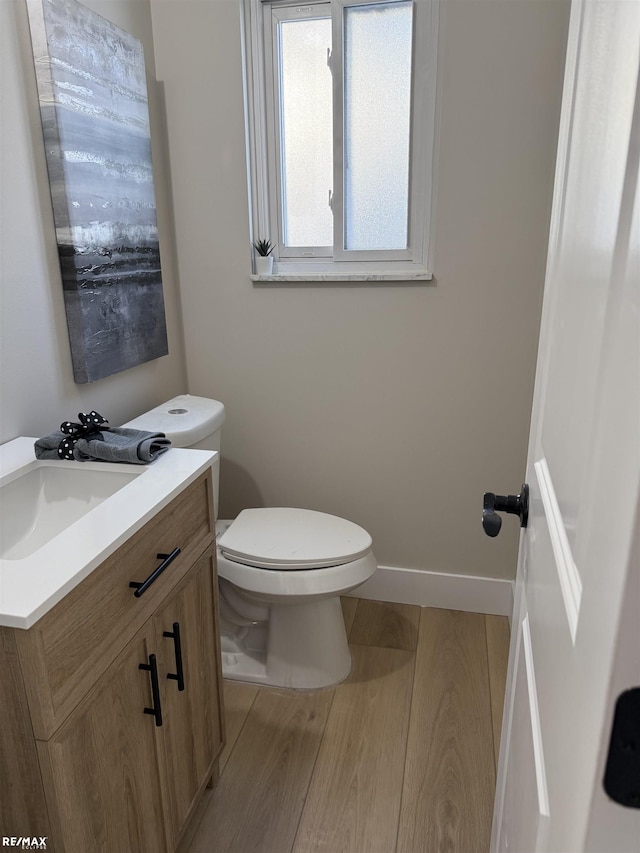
xmin=0 ymin=437 xmax=217 ymax=630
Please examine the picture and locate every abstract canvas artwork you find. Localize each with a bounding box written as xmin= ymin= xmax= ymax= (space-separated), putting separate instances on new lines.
xmin=27 ymin=0 xmax=168 ymax=383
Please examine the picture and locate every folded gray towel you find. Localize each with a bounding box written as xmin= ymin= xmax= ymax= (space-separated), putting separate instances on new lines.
xmin=35 ymin=428 xmax=171 ymax=464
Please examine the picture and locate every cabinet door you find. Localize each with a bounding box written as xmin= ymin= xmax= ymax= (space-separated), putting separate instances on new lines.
xmin=38 ymin=627 xmax=168 ymax=853
xmin=154 ymin=549 xmax=224 ymax=843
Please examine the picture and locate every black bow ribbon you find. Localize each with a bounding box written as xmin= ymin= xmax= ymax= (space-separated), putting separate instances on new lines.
xmin=58 ymin=411 xmax=109 ymax=460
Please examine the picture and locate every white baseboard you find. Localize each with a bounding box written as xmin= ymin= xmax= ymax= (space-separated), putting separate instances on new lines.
xmin=347 ymin=564 xmax=514 ymax=617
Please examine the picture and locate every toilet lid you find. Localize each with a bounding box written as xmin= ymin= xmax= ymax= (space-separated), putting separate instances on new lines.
xmin=217 ymin=508 xmax=372 ymax=570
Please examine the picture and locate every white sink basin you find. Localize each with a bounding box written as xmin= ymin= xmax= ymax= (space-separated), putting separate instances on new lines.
xmin=0 ymin=463 xmax=141 ymax=560
xmin=0 ymin=437 xmax=218 ymax=629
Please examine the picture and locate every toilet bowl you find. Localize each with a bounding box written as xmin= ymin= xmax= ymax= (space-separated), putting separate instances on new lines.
xmin=122 ymin=395 xmax=377 ymax=689
xmin=216 ymin=507 xmax=377 ymax=688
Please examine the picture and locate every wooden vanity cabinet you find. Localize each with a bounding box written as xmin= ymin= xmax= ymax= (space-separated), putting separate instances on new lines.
xmin=0 ymin=471 xmax=225 ymax=853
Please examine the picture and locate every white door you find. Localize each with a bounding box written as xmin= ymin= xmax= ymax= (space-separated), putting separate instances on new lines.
xmin=491 ymin=0 xmax=640 ymax=851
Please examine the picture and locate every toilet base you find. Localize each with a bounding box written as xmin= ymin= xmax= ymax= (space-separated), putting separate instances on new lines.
xmin=221 ymin=596 xmax=352 ymax=689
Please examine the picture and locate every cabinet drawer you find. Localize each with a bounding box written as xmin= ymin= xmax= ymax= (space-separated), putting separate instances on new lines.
xmin=14 ymin=471 xmax=214 ymax=740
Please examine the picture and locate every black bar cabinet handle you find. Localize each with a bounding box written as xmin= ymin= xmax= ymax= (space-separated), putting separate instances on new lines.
xmin=139 ymin=653 xmax=163 ymax=727
xmin=163 ymin=621 xmax=185 ymax=691
xmin=129 ymin=547 xmax=181 ymax=598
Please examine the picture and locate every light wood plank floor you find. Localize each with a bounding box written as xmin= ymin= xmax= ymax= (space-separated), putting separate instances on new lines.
xmin=182 ymin=599 xmax=510 ymax=853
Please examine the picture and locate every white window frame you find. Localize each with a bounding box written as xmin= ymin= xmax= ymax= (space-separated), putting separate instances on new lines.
xmin=265 ymin=3 xmax=334 ymax=261
xmin=242 ymin=0 xmax=439 ymax=281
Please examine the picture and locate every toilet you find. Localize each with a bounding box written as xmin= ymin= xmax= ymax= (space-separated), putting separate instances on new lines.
xmin=122 ymin=395 xmax=377 ymax=689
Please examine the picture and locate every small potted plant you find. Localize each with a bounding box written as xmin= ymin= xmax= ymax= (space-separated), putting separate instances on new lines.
xmin=252 ymin=238 xmax=275 ymax=275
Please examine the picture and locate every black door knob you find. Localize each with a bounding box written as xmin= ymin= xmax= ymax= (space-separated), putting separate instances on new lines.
xmin=482 ymin=484 xmax=529 ymax=537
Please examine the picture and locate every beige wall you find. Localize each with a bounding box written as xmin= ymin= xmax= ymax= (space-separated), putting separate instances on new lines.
xmin=0 ymin=0 xmax=187 ymax=443
xmin=153 ymin=0 xmax=570 ymax=581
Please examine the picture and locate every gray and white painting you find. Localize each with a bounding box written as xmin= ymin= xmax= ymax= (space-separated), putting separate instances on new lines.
xmin=27 ymin=0 xmax=168 ymax=383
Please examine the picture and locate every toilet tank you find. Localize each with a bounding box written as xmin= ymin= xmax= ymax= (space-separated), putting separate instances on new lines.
xmin=121 ymin=395 xmax=225 ymax=513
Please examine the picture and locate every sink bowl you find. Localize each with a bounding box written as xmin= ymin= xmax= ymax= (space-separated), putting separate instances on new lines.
xmin=0 ymin=462 xmax=141 ymax=560
xmin=0 ymin=437 xmax=217 ymax=629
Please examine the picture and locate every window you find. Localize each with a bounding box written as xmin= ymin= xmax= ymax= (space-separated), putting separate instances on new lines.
xmin=242 ymin=0 xmax=439 ymax=280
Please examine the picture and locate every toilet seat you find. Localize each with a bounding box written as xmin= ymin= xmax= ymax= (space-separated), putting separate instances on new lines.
xmin=217 ymin=549 xmax=378 ymax=601
xmin=217 ymin=507 xmax=372 ymax=570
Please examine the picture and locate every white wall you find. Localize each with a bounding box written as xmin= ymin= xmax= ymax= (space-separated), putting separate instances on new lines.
xmin=0 ymin=0 xmax=187 ymax=443
xmin=150 ymin=0 xmax=570 ymax=581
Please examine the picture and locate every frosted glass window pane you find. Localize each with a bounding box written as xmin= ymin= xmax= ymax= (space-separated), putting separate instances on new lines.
xmin=280 ymin=18 xmax=332 ymax=247
xmin=344 ymin=2 xmax=412 ymax=250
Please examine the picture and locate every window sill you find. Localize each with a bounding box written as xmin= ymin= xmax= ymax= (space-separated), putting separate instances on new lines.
xmin=250 ymin=270 xmax=433 ymax=283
